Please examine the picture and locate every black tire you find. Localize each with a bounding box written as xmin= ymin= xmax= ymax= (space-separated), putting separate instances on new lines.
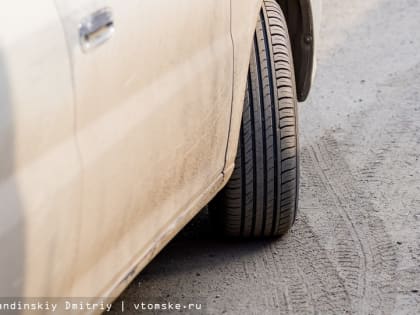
xmin=210 ymin=0 xmax=299 ymax=238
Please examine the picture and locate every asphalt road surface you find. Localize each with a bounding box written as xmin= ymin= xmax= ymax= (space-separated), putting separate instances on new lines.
xmin=115 ymin=0 xmax=420 ymax=313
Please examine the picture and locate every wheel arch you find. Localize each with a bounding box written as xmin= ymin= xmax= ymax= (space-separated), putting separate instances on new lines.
xmin=276 ymin=0 xmax=315 ymax=101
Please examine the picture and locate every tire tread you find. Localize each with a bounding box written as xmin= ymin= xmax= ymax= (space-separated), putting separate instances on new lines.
xmin=210 ymin=0 xmax=299 ymax=237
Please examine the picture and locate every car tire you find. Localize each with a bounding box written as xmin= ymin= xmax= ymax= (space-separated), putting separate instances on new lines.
xmin=210 ymin=0 xmax=299 ymax=238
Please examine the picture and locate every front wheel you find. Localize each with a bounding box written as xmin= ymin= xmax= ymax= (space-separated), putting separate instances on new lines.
xmin=210 ymin=0 xmax=300 ymax=238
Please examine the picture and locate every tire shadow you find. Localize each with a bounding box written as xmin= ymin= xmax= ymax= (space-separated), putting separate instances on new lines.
xmin=111 ymin=209 xmax=277 ymax=313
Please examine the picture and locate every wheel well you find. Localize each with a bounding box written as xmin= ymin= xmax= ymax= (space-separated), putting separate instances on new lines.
xmin=276 ymin=0 xmax=315 ymax=101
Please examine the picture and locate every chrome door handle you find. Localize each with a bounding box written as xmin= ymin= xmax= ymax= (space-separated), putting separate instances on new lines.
xmin=79 ymin=8 xmax=114 ymax=52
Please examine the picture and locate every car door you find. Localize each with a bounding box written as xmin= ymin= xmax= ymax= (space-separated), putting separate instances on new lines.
xmin=55 ymin=0 xmax=233 ymax=296
xmin=0 ymin=1 xmax=82 ymax=297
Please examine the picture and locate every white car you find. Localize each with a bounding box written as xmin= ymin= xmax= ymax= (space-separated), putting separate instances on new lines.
xmin=0 ymin=0 xmax=321 ymax=307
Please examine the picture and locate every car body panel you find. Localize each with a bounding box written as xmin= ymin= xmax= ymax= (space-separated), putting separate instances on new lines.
xmin=0 ymin=1 xmax=82 ymax=297
xmin=55 ymin=0 xmax=233 ymax=298
xmin=225 ymin=0 xmax=263 ymax=169
xmin=0 ymin=0 xmax=320 ymax=304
